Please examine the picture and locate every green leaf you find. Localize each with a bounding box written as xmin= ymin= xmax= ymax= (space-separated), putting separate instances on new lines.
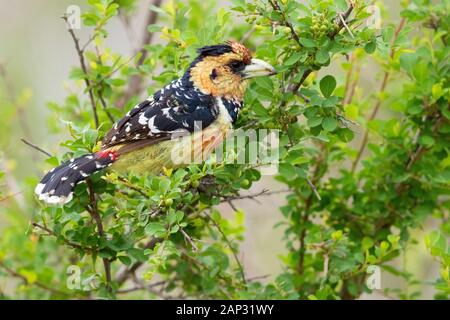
xmin=337 ymin=127 xmax=354 ymax=142
xmin=127 ymin=248 xmax=148 ymax=262
xmin=254 ymin=77 xmax=274 ymax=91
xmin=147 ymin=24 xmax=162 ymax=33
xmin=362 ymin=237 xmax=374 ymax=251
xmin=315 ymin=49 xmax=329 ymax=64
xmin=335 ymin=0 xmax=348 ymax=11
xmin=399 ymin=52 xmax=417 ymax=76
xmin=145 ymin=222 xmax=166 ymax=237
xmin=159 ymin=178 xmax=171 ymax=193
xmin=307 ymin=116 xmax=323 ymax=127
xmin=284 ymin=52 xmax=302 ymax=66
xmin=419 ymin=135 xmax=435 ymax=147
xmin=298 ymin=37 xmax=316 ymax=48
xmin=118 ymin=255 xmax=132 ymax=266
xmin=322 ymin=117 xmax=338 ymax=131
xmin=319 ymin=75 xmax=336 ymax=97
xmin=364 ymin=40 xmax=376 ymax=54
xmin=425 ymin=231 xmax=448 ymax=257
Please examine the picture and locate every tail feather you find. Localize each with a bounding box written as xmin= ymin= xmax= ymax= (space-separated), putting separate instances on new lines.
xmin=35 ymin=151 xmax=116 ymax=205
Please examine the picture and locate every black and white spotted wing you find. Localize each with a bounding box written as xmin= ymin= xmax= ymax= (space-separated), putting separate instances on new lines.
xmin=102 ymin=80 xmax=219 ymax=150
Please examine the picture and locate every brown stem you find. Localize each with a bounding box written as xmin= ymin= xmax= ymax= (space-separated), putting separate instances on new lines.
xmin=351 ymin=17 xmax=407 ymax=173
xmin=115 ymin=237 xmax=161 ymax=286
xmin=32 ymin=222 xmax=95 ymax=252
xmin=343 ymin=54 xmax=360 ymax=105
xmin=98 ymin=90 xmax=115 ymax=124
xmin=204 ymin=212 xmax=247 ymax=285
xmin=297 ymin=146 xmax=326 ymax=275
xmin=93 ymin=45 xmax=116 ymax=124
xmin=0 ymin=261 xmax=71 ymax=297
xmin=220 ymin=188 xmax=290 ymax=203
xmin=20 ymin=138 xmax=52 ymax=158
xmin=268 ymin=0 xmax=301 ymax=45
xmin=62 ymin=15 xmax=99 ymax=128
xmin=116 ymin=0 xmax=163 ymax=109
xmin=86 ymin=179 xmax=112 ymax=289
xmin=284 ymin=2 xmax=355 ymax=99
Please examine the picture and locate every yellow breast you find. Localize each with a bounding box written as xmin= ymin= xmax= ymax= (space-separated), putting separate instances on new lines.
xmin=111 ymin=101 xmax=233 ymax=175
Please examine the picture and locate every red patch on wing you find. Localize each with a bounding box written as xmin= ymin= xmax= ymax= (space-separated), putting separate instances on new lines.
xmin=96 ymin=150 xmax=118 ymax=161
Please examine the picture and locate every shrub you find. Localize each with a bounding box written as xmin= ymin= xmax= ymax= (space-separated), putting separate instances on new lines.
xmin=0 ymin=0 xmax=448 ymax=300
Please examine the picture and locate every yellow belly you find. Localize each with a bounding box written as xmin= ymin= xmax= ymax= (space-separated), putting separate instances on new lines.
xmin=111 ymin=116 xmax=232 ymax=175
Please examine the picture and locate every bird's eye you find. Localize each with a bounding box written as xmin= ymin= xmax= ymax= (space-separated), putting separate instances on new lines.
xmin=229 ymin=60 xmax=245 ymax=71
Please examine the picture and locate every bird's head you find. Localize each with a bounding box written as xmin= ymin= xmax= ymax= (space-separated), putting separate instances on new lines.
xmin=187 ymin=41 xmax=276 ymax=101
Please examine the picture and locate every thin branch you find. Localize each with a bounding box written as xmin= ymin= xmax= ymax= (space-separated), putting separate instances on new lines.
xmin=220 ymin=188 xmax=291 ymax=203
xmin=117 ymin=0 xmax=163 ymax=109
xmin=86 ymin=53 xmax=139 ymax=92
xmin=240 ymin=25 xmax=256 ymax=43
xmin=343 ymin=52 xmax=361 ymax=106
xmin=117 ymin=176 xmax=148 ymax=197
xmin=86 ymin=179 xmax=112 ymax=290
xmin=20 ymin=138 xmax=52 ymax=158
xmin=97 ymin=92 xmax=115 ymax=123
xmin=179 ymin=228 xmax=199 ymax=251
xmin=339 ymin=12 xmax=354 ymax=38
xmin=115 ymin=237 xmax=161 ymax=286
xmin=268 ymin=0 xmax=301 ymax=45
xmin=286 ymin=3 xmax=355 ymax=95
xmin=62 ymin=15 xmax=99 ymax=128
xmin=0 ymin=191 xmax=23 ymax=202
xmin=298 ymin=144 xmax=326 ymax=275
xmin=306 ymin=177 xmax=321 ymax=200
xmin=351 ymin=17 xmax=407 ymax=173
xmin=92 ymin=44 xmax=116 ymax=124
xmin=0 ymin=261 xmax=71 ymax=296
xmin=32 ymin=222 xmax=95 ymax=252
xmin=323 ymin=253 xmax=329 ymax=278
xmin=227 ymin=200 xmax=238 ymax=212
xmin=204 ymin=212 xmax=246 ymax=285
xmin=116 ymin=280 xmax=167 ymax=294
xmin=246 ymin=274 xmax=270 ymax=282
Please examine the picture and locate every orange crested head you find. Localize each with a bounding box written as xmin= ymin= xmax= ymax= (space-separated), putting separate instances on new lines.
xmin=188 ymin=41 xmax=276 ymax=101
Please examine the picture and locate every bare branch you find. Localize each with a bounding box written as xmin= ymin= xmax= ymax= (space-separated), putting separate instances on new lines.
xmin=351 ymin=17 xmax=407 ymax=173
xmin=32 ymin=222 xmax=95 ymax=252
xmin=62 ymin=15 xmax=99 ymax=128
xmin=20 ymin=138 xmax=52 ymax=158
xmin=86 ymin=179 xmax=112 ymax=290
xmin=180 ymin=228 xmax=199 ymax=251
xmin=268 ymin=0 xmax=301 ymax=45
xmin=306 ymin=177 xmax=321 ymax=201
xmin=204 ymin=211 xmax=246 ymax=285
xmin=116 ymin=280 xmax=167 ymax=294
xmin=117 ymin=0 xmax=163 ymax=109
xmin=0 ymin=261 xmax=71 ymax=296
xmin=115 ymin=237 xmax=162 ymax=286
xmin=220 ymin=188 xmax=291 ymax=204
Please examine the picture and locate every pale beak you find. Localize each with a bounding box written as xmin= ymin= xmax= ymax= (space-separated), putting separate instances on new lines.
xmin=242 ymin=58 xmax=277 ymax=79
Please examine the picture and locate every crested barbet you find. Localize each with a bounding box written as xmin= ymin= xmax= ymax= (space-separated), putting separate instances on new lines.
xmin=35 ymin=41 xmax=276 ymax=204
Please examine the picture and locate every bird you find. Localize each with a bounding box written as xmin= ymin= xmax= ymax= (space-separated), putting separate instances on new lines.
xmin=35 ymin=41 xmax=276 ymax=205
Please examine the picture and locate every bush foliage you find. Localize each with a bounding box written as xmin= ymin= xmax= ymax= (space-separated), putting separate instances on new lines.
xmin=0 ymin=0 xmax=448 ymax=300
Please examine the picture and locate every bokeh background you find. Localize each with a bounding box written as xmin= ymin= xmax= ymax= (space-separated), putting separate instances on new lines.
xmin=0 ymin=0 xmax=440 ymax=299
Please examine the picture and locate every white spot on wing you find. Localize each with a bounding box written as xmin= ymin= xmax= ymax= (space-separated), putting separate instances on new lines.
xmin=80 ymin=171 xmax=89 ymax=177
xmin=138 ymin=112 xmax=149 ymax=125
xmin=148 ymin=116 xmax=161 ymax=133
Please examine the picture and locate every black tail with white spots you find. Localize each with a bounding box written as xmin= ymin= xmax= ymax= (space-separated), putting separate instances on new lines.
xmin=35 ymin=151 xmax=117 ymax=205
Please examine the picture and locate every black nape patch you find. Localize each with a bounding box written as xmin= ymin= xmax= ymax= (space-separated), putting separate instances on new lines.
xmin=197 ymin=44 xmax=232 ymax=57
xmin=210 ymin=68 xmax=218 ymax=80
